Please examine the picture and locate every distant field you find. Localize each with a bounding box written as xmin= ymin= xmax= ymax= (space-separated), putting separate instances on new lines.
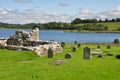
xmin=0 ymin=44 xmax=120 ymax=80
xmin=74 ymin=22 xmax=120 ymax=31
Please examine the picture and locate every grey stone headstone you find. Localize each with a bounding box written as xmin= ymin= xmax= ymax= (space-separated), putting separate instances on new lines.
xmin=83 ymin=47 xmax=90 ymax=59
xmin=65 ymin=53 xmax=72 ymax=59
xmin=48 ymin=47 xmax=53 ymax=58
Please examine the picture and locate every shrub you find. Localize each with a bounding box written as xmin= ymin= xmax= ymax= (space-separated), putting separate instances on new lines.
xmin=113 ymin=39 xmax=119 ymax=44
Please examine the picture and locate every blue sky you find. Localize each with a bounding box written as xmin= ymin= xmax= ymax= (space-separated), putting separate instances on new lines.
xmin=0 ymin=0 xmax=120 ymax=24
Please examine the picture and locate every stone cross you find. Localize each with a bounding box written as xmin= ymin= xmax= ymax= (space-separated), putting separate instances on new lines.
xmin=48 ymin=47 xmax=53 ymax=58
xmin=83 ymin=47 xmax=90 ymax=59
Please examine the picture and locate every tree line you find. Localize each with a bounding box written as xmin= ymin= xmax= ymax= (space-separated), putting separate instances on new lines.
xmin=0 ymin=18 xmax=120 ymax=31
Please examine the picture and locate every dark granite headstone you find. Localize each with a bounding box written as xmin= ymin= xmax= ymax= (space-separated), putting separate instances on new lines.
xmin=74 ymin=41 xmax=78 ymax=45
xmin=65 ymin=53 xmax=72 ymax=59
xmin=83 ymin=47 xmax=90 ymax=59
xmin=61 ymin=42 xmax=65 ymax=48
xmin=97 ymin=45 xmax=101 ymax=49
xmin=72 ymin=46 xmax=76 ymax=52
xmin=116 ymin=54 xmax=120 ymax=59
xmin=107 ymin=45 xmax=111 ymax=49
xmin=98 ymin=54 xmax=102 ymax=58
xmin=48 ymin=47 xmax=53 ymax=58
xmin=78 ymin=43 xmax=81 ymax=48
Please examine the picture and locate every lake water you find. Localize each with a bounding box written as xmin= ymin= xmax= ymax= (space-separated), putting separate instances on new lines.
xmin=0 ymin=29 xmax=120 ymax=43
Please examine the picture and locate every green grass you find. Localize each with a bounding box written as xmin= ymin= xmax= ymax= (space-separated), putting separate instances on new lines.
xmin=100 ymin=22 xmax=120 ymax=31
xmin=74 ymin=22 xmax=120 ymax=31
xmin=0 ymin=44 xmax=120 ymax=80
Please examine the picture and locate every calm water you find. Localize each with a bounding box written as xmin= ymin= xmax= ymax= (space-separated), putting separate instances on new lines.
xmin=0 ymin=29 xmax=120 ymax=43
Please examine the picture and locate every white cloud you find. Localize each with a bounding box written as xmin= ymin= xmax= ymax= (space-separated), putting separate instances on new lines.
xmin=77 ymin=6 xmax=120 ymax=20
xmin=1 ymin=6 xmax=120 ymax=24
xmin=0 ymin=8 xmax=73 ymax=24
xmin=79 ymin=9 xmax=91 ymax=15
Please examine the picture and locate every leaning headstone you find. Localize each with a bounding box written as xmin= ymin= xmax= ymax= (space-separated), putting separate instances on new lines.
xmin=83 ymin=47 xmax=90 ymax=59
xmin=48 ymin=47 xmax=53 ymax=58
xmin=97 ymin=45 xmax=101 ymax=49
xmin=107 ymin=45 xmax=111 ymax=49
xmin=116 ymin=54 xmax=120 ymax=59
xmin=72 ymin=46 xmax=76 ymax=52
xmin=65 ymin=53 xmax=72 ymax=59
xmin=78 ymin=43 xmax=81 ymax=48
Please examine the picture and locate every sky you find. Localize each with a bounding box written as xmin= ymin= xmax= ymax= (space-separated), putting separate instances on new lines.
xmin=0 ymin=0 xmax=120 ymax=24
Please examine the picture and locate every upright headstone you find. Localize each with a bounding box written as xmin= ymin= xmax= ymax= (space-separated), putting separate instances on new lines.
xmin=83 ymin=47 xmax=90 ymax=59
xmin=72 ymin=46 xmax=76 ymax=52
xmin=74 ymin=41 xmax=78 ymax=45
xmin=97 ymin=45 xmax=101 ymax=49
xmin=48 ymin=47 xmax=53 ymax=58
xmin=78 ymin=43 xmax=81 ymax=48
xmin=61 ymin=42 xmax=65 ymax=48
xmin=65 ymin=53 xmax=72 ymax=59
xmin=107 ymin=45 xmax=111 ymax=49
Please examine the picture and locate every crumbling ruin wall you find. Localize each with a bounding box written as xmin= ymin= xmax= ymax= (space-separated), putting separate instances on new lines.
xmin=0 ymin=28 xmax=62 ymax=56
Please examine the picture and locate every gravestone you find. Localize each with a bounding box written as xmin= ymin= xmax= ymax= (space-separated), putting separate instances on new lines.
xmin=78 ymin=43 xmax=81 ymax=48
xmin=65 ymin=53 xmax=72 ymax=59
xmin=98 ymin=54 xmax=102 ymax=58
xmin=74 ymin=41 xmax=78 ymax=45
xmin=61 ymin=42 xmax=65 ymax=48
xmin=83 ymin=47 xmax=90 ymax=59
xmin=107 ymin=45 xmax=111 ymax=49
xmin=72 ymin=46 xmax=76 ymax=52
xmin=97 ymin=45 xmax=101 ymax=49
xmin=116 ymin=54 xmax=120 ymax=59
xmin=48 ymin=47 xmax=53 ymax=58
xmin=106 ymin=53 xmax=113 ymax=56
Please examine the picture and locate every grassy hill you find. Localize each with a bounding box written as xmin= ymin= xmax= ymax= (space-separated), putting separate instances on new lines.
xmin=74 ymin=22 xmax=120 ymax=31
xmin=0 ymin=44 xmax=120 ymax=80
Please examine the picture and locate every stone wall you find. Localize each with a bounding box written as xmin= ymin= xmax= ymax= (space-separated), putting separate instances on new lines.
xmin=0 ymin=28 xmax=62 ymax=56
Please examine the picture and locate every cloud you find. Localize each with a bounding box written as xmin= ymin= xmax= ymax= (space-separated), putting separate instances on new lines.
xmin=14 ymin=0 xmax=32 ymax=3
xmin=79 ymin=9 xmax=91 ymax=15
xmin=77 ymin=6 xmax=120 ymax=20
xmin=1 ymin=6 xmax=120 ymax=24
xmin=0 ymin=8 xmax=73 ymax=24
xmin=59 ymin=3 xmax=70 ymax=7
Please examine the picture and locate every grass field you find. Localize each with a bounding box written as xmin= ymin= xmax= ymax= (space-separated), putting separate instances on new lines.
xmin=0 ymin=44 xmax=120 ymax=80
xmin=74 ymin=22 xmax=120 ymax=31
